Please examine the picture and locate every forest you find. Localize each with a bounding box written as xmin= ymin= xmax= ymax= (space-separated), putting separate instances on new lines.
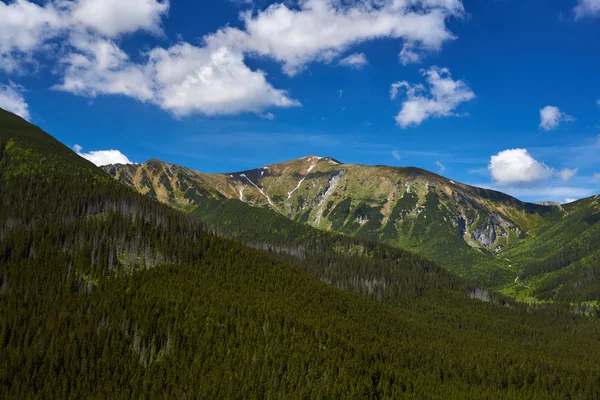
xmin=2 ymin=107 xmax=600 ymax=398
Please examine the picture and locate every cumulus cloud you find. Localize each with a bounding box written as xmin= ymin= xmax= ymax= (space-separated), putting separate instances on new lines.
xmin=539 ymin=105 xmax=574 ymax=131
xmin=0 ymin=82 xmax=30 ymax=121
xmin=208 ymin=0 xmax=465 ymax=75
xmin=558 ymin=168 xmax=578 ymax=182
xmin=68 ymin=0 xmax=169 ymax=37
xmin=148 ymin=44 xmax=299 ymax=116
xmin=55 ymin=34 xmax=155 ymax=101
xmin=574 ymin=0 xmax=600 ymax=19
xmin=74 ymin=144 xmax=133 ymax=166
xmin=338 ymin=53 xmax=368 ymax=69
xmin=0 ymin=0 xmax=65 ymax=73
xmin=55 ymin=37 xmax=300 ymax=116
xmin=0 ymin=0 xmax=168 ymax=73
xmin=0 ymin=0 xmax=464 ymax=116
xmin=489 ymin=148 xmax=553 ymax=186
xmin=390 ymin=66 xmax=475 ymax=128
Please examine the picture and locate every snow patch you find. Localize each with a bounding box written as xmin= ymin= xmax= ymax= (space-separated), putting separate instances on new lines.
xmin=287 ymin=164 xmax=316 ymax=199
xmin=240 ymin=173 xmax=277 ymax=209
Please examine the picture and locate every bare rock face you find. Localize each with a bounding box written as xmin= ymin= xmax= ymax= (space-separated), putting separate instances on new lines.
xmin=471 ymin=223 xmax=497 ymax=247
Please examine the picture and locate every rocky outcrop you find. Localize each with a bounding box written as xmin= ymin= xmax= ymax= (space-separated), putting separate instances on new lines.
xmin=471 ymin=223 xmax=497 ymax=247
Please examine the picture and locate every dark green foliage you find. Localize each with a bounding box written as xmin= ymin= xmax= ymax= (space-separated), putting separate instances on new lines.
xmin=381 ymin=191 xmax=419 ymax=238
xmin=3 ymin=107 xmax=600 ymax=398
xmin=328 ymin=197 xmax=351 ymax=230
xmin=507 ymin=196 xmax=600 ymax=301
xmin=191 ymin=197 xmax=467 ymax=304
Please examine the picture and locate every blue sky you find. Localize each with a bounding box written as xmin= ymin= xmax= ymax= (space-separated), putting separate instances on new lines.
xmin=0 ymin=0 xmax=599 ymax=203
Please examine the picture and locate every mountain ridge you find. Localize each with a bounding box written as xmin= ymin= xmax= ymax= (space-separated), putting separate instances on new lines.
xmin=103 ymin=154 xmax=600 ymax=300
xmin=103 ymin=156 xmax=572 ymax=285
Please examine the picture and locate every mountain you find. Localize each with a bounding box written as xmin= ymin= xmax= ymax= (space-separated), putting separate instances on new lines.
xmin=5 ymin=107 xmax=600 ymax=398
xmin=104 ymin=156 xmax=582 ymax=288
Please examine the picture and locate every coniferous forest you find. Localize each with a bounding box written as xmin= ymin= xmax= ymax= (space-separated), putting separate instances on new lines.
xmin=2 ymin=107 xmax=600 ymax=399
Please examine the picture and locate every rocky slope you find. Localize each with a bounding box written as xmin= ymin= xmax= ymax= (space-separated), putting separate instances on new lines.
xmin=104 ymin=156 xmax=568 ymax=283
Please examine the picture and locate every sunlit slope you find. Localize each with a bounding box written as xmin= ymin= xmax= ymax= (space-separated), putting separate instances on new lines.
xmin=105 ymin=156 xmax=566 ymax=285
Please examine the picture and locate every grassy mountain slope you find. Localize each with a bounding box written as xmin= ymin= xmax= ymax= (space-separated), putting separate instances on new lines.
xmin=105 ymin=157 xmax=582 ymax=290
xmin=5 ymin=107 xmax=600 ymax=398
xmin=500 ymin=195 xmax=600 ymax=302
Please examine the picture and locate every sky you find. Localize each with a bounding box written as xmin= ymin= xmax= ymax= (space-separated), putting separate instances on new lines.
xmin=0 ymin=0 xmax=599 ymax=203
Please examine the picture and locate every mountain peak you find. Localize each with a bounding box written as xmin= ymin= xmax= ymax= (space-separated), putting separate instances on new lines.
xmin=300 ymin=155 xmax=342 ymax=165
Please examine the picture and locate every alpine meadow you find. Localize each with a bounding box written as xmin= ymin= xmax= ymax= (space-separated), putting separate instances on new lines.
xmin=1 ymin=0 xmax=600 ymax=398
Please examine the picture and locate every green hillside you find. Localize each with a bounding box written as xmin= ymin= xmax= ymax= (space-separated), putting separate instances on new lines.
xmin=5 ymin=108 xmax=600 ymax=398
xmin=104 ymin=156 xmax=600 ymax=300
xmin=499 ymin=195 xmax=600 ymax=302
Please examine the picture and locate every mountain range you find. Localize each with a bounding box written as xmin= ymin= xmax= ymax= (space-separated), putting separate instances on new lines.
xmin=3 ymin=107 xmax=600 ymax=398
xmin=104 ymin=156 xmax=600 ymax=302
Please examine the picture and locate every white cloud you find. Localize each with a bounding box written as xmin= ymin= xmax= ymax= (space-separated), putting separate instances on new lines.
xmin=594 ymin=172 xmax=600 ymax=182
xmin=55 ymin=34 xmax=155 ymax=101
xmin=489 ymin=148 xmax=553 ymax=186
xmin=0 ymin=0 xmax=464 ymax=116
xmin=149 ymin=44 xmax=300 ymax=116
xmin=0 ymin=0 xmax=168 ymax=73
xmin=435 ymin=160 xmax=446 ymax=173
xmin=0 ymin=0 xmax=65 ymax=73
xmin=74 ymin=145 xmax=133 ymax=166
xmin=574 ymin=0 xmax=600 ymax=19
xmin=0 ymin=82 xmax=30 ymax=121
xmin=392 ymin=150 xmax=401 ymax=160
xmin=337 ymin=89 xmax=343 ymax=99
xmin=68 ymin=0 xmax=169 ymax=37
xmin=55 ymin=38 xmax=300 ymax=116
xmin=390 ymin=66 xmax=475 ymax=128
xmin=338 ymin=53 xmax=368 ymax=69
xmin=539 ymin=105 xmax=574 ymax=131
xmin=209 ymin=0 xmax=464 ymax=75
xmin=399 ymin=43 xmax=421 ymax=65
xmin=558 ymin=168 xmax=578 ymax=182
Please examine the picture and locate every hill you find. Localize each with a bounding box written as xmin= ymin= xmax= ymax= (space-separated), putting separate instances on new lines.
xmin=104 ymin=156 xmax=600 ymax=299
xmin=4 ymin=107 xmax=600 ymax=398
